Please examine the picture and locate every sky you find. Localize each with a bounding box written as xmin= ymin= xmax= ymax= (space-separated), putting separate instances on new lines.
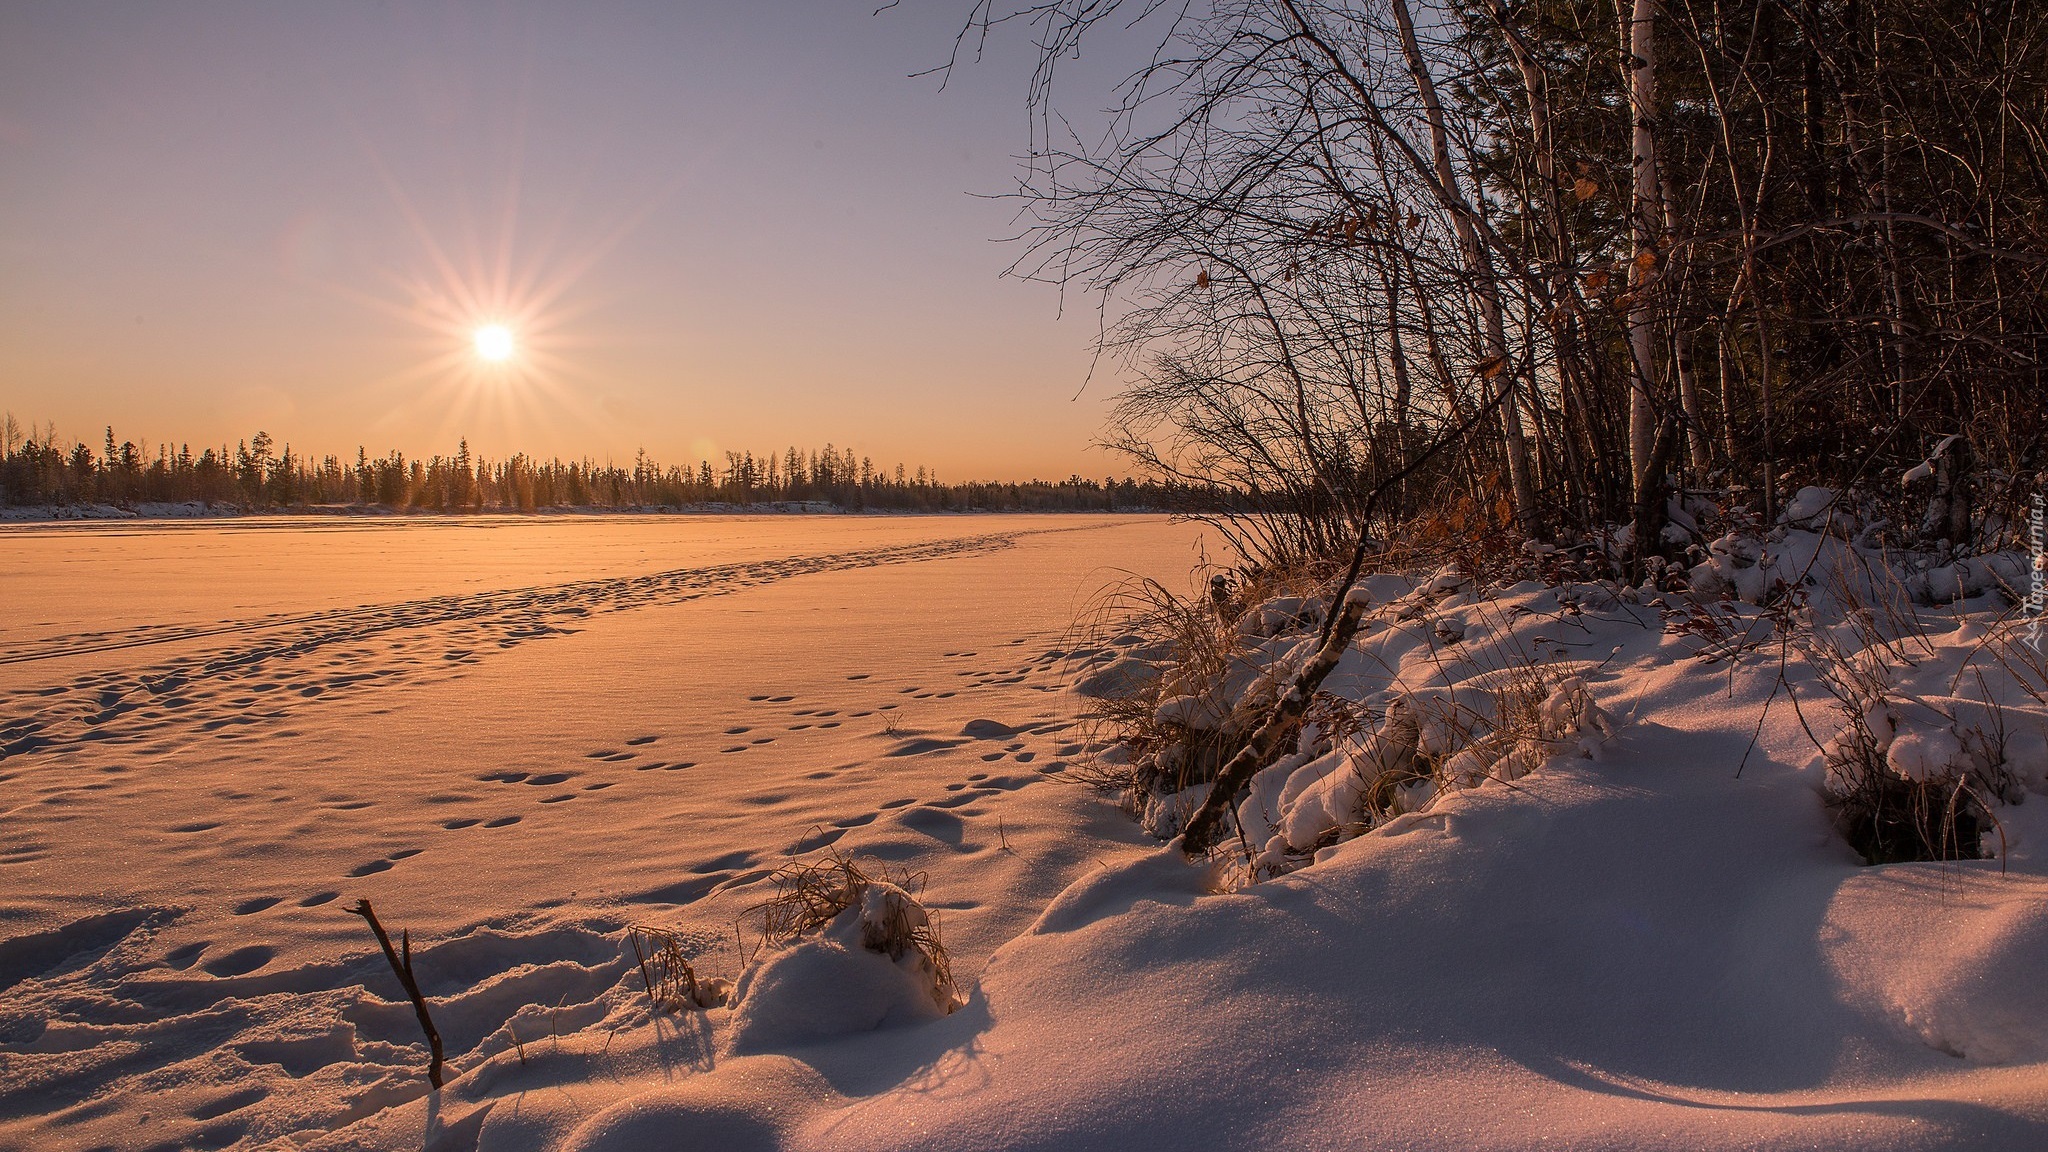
xmin=0 ymin=1 xmax=1137 ymax=482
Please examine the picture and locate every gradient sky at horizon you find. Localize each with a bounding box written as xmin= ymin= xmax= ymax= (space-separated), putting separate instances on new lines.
xmin=0 ymin=1 xmax=1139 ymax=482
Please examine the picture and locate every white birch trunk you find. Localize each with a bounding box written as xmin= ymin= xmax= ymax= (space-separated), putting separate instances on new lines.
xmin=1625 ymin=0 xmax=1663 ymax=503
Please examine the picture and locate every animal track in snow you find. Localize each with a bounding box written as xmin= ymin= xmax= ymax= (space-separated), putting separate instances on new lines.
xmin=0 ymin=531 xmax=1026 ymax=765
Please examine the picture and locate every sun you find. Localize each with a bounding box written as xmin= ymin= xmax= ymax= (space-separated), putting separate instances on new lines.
xmin=473 ymin=324 xmax=515 ymax=362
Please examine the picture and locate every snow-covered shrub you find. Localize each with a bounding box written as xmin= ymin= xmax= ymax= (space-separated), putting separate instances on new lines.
xmin=1810 ymin=642 xmax=2000 ymax=864
xmin=1820 ymin=699 xmax=1989 ymax=865
xmin=1138 ymin=782 xmax=1210 ymax=840
xmin=1260 ymin=698 xmax=1423 ymax=859
xmin=1436 ymin=674 xmax=1616 ymax=788
xmin=1688 ymin=531 xmax=1775 ymax=604
xmin=1780 ymin=485 xmax=1864 ymax=538
xmin=1236 ymin=593 xmax=1328 ymax=639
xmin=1238 ymin=670 xmax=1619 ymax=878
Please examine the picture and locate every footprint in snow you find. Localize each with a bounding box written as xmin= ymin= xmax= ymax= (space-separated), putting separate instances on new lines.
xmin=200 ymin=945 xmax=273 ymax=977
xmin=691 ymin=850 xmax=756 ymax=873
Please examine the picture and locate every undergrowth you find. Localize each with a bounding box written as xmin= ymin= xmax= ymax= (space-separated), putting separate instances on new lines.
xmin=1070 ymin=509 xmax=2040 ymax=877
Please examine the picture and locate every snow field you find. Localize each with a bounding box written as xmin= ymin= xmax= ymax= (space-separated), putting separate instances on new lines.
xmin=0 ymin=516 xmax=1207 ymax=1151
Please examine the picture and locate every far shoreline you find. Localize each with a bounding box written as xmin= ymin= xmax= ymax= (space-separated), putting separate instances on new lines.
xmin=0 ymin=500 xmax=1182 ymax=525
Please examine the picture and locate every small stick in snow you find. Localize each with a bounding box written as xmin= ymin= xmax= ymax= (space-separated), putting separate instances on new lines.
xmin=348 ymin=898 xmax=445 ymax=1089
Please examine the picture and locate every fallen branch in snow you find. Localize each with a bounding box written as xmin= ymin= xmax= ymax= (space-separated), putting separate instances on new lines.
xmin=1178 ymin=589 xmax=1376 ymax=855
xmin=347 ymin=898 xmax=445 ymax=1089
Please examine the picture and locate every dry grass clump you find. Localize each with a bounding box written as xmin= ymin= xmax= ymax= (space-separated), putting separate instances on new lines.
xmin=1985 ymin=620 xmax=2048 ymax=708
xmin=1067 ymin=562 xmax=1329 ymax=812
xmin=627 ymin=923 xmax=728 ymax=1011
xmin=751 ymin=851 xmax=955 ymax=1011
xmin=1079 ymin=545 xmax=1630 ymax=859
xmin=1834 ymin=757 xmax=1986 ymax=864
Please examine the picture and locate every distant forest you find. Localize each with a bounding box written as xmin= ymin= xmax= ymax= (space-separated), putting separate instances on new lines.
xmin=0 ymin=417 xmax=1222 ymax=515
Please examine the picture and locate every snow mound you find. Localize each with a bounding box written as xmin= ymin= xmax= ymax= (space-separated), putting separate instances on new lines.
xmin=1907 ymin=552 xmax=2027 ymax=605
xmin=1073 ymin=655 xmax=1160 ymax=698
xmin=722 ymin=931 xmax=950 ymax=1056
xmin=725 ymin=878 xmax=959 ymax=1056
xmin=1829 ymin=872 xmax=2048 ymax=1064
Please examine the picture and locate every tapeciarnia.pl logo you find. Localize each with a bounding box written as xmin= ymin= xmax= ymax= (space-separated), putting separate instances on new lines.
xmin=2029 ymin=490 xmax=2045 ymax=650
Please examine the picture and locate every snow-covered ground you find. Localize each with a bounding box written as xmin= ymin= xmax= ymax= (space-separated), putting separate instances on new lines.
xmin=5 ymin=515 xmax=2046 ymax=1151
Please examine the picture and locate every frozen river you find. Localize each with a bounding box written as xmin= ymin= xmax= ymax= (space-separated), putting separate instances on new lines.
xmin=0 ymin=513 xmax=1214 ymax=1151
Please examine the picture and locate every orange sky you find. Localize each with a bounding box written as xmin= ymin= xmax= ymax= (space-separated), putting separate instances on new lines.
xmin=0 ymin=2 xmax=1136 ymax=482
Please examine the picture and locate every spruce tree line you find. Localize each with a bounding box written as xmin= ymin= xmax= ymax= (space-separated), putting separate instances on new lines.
xmin=0 ymin=415 xmax=1218 ymax=514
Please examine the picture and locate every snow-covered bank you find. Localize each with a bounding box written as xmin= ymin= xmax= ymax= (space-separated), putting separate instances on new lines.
xmin=0 ymin=500 xmax=229 ymax=521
